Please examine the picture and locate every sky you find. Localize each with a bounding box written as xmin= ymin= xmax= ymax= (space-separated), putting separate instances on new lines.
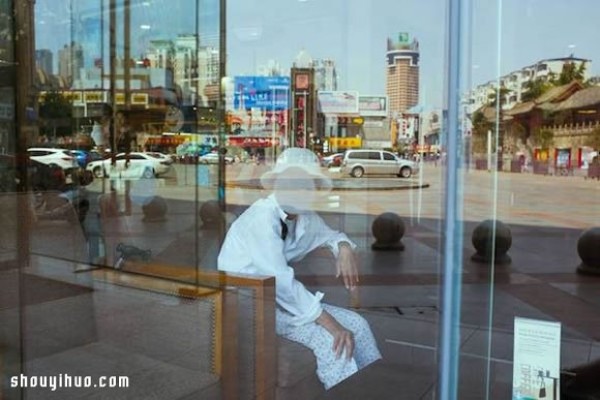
xmin=35 ymin=0 xmax=600 ymax=108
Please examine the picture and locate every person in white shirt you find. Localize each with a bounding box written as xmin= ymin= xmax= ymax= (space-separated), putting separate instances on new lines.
xmin=218 ymin=148 xmax=381 ymax=390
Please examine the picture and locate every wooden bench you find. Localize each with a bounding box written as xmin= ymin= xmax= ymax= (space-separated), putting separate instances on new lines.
xmin=93 ymin=261 xmax=277 ymax=400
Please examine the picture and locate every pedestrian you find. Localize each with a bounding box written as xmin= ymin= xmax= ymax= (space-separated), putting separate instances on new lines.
xmin=217 ymin=147 xmax=381 ymax=390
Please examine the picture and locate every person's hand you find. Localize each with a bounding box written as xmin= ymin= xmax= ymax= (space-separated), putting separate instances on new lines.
xmin=316 ymin=310 xmax=355 ymax=360
xmin=336 ymin=242 xmax=359 ymax=291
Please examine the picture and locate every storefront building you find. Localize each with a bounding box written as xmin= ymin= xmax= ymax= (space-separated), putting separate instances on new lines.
xmin=2 ymin=1 xmax=600 ymax=399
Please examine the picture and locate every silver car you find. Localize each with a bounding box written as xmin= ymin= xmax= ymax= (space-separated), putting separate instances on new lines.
xmin=340 ymin=149 xmax=417 ymax=178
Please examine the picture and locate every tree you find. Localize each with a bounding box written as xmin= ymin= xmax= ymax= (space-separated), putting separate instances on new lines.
xmin=487 ymin=87 xmax=512 ymax=108
xmin=470 ymin=110 xmax=492 ymax=154
xmin=521 ymin=78 xmax=553 ymax=102
xmin=555 ymin=61 xmax=587 ymax=85
xmin=39 ymin=91 xmax=74 ymax=139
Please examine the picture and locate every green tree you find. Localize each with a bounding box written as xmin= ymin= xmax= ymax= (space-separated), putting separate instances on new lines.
xmin=39 ymin=91 xmax=73 ymax=139
xmin=470 ymin=110 xmax=492 ymax=154
xmin=555 ymin=61 xmax=587 ymax=85
xmin=487 ymin=87 xmax=512 ymax=108
xmin=521 ymin=78 xmax=552 ymax=102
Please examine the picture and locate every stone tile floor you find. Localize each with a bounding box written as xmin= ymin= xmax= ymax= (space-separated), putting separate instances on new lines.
xmin=4 ymin=207 xmax=600 ymax=399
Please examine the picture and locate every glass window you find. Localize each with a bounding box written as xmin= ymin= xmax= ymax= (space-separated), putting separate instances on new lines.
xmin=4 ymin=0 xmax=600 ymax=399
xmin=368 ymin=151 xmax=381 ymax=160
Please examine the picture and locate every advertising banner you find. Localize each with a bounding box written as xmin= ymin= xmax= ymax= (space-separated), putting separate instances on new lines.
xmin=232 ymin=76 xmax=290 ymax=136
xmin=318 ymin=91 xmax=359 ymax=114
xmin=359 ymin=96 xmax=388 ymax=117
xmin=512 ymin=317 xmax=561 ymax=400
xmin=233 ymin=76 xmax=290 ymax=110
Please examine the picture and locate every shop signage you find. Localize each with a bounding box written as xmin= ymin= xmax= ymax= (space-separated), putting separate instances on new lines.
xmin=295 ymin=73 xmax=310 ymax=90
xmin=512 ymin=317 xmax=561 ymax=400
xmin=359 ymin=96 xmax=388 ymax=117
xmin=337 ymin=116 xmax=364 ymax=126
xmin=228 ymin=136 xmax=280 ymax=148
xmin=318 ymin=91 xmax=359 ymax=114
xmin=328 ymin=137 xmax=362 ymax=149
xmin=84 ymin=91 xmax=104 ymax=103
xmin=131 ymin=93 xmax=149 ymax=106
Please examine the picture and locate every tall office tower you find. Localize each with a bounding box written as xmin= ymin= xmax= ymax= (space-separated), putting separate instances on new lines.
xmin=147 ymin=39 xmax=175 ymax=70
xmin=312 ymin=59 xmax=338 ymax=91
xmin=58 ymin=42 xmax=84 ymax=84
xmin=35 ymin=49 xmax=53 ymax=75
xmin=386 ymin=33 xmax=419 ymax=117
xmin=257 ymin=59 xmax=285 ymax=76
xmin=171 ymin=34 xmax=200 ymax=105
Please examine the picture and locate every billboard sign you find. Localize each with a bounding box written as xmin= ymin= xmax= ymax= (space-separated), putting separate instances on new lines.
xmin=233 ymin=76 xmax=290 ymax=110
xmin=318 ymin=91 xmax=359 ymax=114
xmin=359 ymin=96 xmax=388 ymax=117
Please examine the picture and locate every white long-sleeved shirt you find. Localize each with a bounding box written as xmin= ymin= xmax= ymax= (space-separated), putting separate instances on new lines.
xmin=217 ymin=194 xmax=356 ymax=326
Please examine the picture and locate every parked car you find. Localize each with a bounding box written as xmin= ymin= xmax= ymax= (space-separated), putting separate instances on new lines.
xmin=340 ymin=149 xmax=418 ymax=178
xmin=0 ymin=154 xmax=90 ymax=223
xmin=86 ymin=152 xmax=172 ymax=179
xmin=28 ymin=147 xmax=78 ymax=171
xmin=146 ymin=151 xmax=174 ymax=165
xmin=176 ymin=143 xmax=213 ymax=163
xmin=321 ymin=153 xmax=344 ymax=168
xmin=198 ymin=152 xmax=235 ymax=164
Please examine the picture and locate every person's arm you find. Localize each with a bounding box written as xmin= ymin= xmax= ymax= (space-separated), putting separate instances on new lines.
xmin=316 ymin=309 xmax=354 ymax=360
xmin=335 ymin=241 xmax=359 ymax=290
xmin=235 ymin=215 xmax=325 ymax=326
xmin=301 ymin=213 xmax=359 ymax=290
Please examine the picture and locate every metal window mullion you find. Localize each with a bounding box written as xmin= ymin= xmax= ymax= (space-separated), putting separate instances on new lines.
xmin=438 ymin=0 xmax=466 ymax=398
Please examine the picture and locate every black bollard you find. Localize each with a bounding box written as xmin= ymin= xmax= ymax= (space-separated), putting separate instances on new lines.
xmin=371 ymin=212 xmax=405 ymax=251
xmin=199 ymin=200 xmax=224 ymax=229
xmin=471 ymin=219 xmax=512 ymax=265
xmin=576 ymin=227 xmax=600 ymax=275
xmin=142 ymin=195 xmax=168 ymax=222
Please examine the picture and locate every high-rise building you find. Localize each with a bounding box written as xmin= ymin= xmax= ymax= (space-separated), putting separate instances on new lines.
xmin=146 ymin=36 xmax=219 ymax=106
xmin=312 ymin=59 xmax=338 ymax=91
xmin=58 ymin=42 xmax=84 ymax=84
xmin=257 ymin=59 xmax=285 ymax=77
xmin=35 ymin=49 xmax=53 ymax=75
xmin=385 ymin=33 xmax=419 ymax=117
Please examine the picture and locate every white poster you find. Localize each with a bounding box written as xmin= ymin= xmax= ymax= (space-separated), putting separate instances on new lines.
xmin=513 ymin=317 xmax=561 ymax=400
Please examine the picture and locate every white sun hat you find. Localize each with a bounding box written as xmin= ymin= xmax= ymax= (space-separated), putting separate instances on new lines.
xmin=260 ymin=148 xmax=332 ymax=191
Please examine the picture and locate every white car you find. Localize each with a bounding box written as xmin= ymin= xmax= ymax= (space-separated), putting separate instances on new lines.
xmin=146 ymin=152 xmax=175 ymax=165
xmin=28 ymin=148 xmax=78 ymax=171
xmin=340 ymin=149 xmax=418 ymax=178
xmin=198 ymin=152 xmax=234 ymax=164
xmin=87 ymin=152 xmax=172 ymax=179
